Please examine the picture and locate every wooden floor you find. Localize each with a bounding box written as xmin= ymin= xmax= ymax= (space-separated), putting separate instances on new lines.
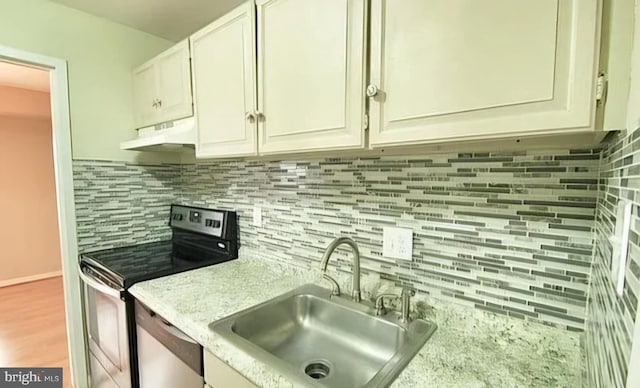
xmin=0 ymin=276 xmax=72 ymax=387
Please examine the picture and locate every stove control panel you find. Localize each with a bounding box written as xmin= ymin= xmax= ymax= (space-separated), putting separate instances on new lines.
xmin=169 ymin=205 xmax=237 ymax=240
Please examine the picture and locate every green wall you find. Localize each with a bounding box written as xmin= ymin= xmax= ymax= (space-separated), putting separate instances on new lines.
xmin=0 ymin=0 xmax=175 ymax=162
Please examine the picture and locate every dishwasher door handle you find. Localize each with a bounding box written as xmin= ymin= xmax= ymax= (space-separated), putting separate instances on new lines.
xmin=78 ymin=263 xmax=123 ymax=299
xmin=154 ymin=316 xmax=198 ymax=345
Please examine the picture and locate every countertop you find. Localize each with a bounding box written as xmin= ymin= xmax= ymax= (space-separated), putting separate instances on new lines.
xmin=129 ymin=254 xmax=584 ymax=388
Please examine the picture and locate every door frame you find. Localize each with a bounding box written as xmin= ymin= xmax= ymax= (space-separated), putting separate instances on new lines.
xmin=0 ymin=44 xmax=87 ymax=388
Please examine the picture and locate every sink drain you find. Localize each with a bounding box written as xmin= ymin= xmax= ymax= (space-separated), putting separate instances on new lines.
xmin=304 ymin=361 xmax=331 ymax=379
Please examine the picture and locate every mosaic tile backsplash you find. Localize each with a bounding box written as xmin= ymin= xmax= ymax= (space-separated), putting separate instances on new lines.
xmin=74 ymin=147 xmax=600 ymax=332
xmin=72 ymin=132 xmax=640 ymax=387
xmin=73 ymin=160 xmax=181 ymax=252
xmin=179 ymin=150 xmax=599 ymax=331
xmin=585 ymin=129 xmax=640 ymax=387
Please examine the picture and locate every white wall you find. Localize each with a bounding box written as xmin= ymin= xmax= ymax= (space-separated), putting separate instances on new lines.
xmin=0 ymin=0 xmax=174 ymax=162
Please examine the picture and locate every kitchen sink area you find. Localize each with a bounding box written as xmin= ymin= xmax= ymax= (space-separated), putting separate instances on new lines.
xmin=127 ymin=254 xmax=585 ymax=388
xmin=210 ymin=284 xmax=437 ymax=387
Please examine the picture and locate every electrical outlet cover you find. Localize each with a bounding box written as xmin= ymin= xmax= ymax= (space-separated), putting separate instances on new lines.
xmin=383 ymin=226 xmax=413 ymax=261
xmin=611 ymin=200 xmax=633 ymax=296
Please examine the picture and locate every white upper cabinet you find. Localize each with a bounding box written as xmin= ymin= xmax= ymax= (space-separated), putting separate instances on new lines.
xmin=191 ymin=2 xmax=258 ymax=158
xmin=156 ymin=43 xmax=194 ymax=124
xmin=132 ymin=62 xmax=157 ymax=128
xmin=368 ymin=0 xmax=601 ymax=147
xmin=132 ymin=40 xmax=193 ymax=128
xmin=256 ymin=0 xmax=367 ymax=155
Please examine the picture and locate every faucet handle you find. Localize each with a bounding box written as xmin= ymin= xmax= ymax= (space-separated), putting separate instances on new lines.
xmin=375 ymin=293 xmax=400 ymax=316
xmin=400 ymin=287 xmax=416 ymax=323
xmin=322 ymin=273 xmax=341 ymax=297
xmin=375 ymin=287 xmax=416 ymax=320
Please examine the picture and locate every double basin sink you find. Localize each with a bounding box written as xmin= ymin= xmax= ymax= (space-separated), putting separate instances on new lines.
xmin=210 ymin=284 xmax=437 ymax=387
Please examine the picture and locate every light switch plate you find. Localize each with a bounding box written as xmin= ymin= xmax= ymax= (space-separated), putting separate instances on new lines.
xmin=253 ymin=206 xmax=262 ymax=227
xmin=383 ymin=227 xmax=413 ymax=261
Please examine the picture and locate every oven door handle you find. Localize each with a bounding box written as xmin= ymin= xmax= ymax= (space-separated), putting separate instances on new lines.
xmin=78 ymin=263 xmax=123 ymax=299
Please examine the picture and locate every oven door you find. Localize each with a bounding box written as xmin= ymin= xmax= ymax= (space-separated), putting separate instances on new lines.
xmin=79 ymin=263 xmax=131 ymax=388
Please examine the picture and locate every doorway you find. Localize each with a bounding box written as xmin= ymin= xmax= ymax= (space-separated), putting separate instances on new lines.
xmin=0 ymin=46 xmax=86 ymax=388
xmin=0 ymin=61 xmax=70 ymax=386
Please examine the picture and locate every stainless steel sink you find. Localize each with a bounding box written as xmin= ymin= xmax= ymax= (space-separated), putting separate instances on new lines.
xmin=210 ymin=284 xmax=437 ymax=387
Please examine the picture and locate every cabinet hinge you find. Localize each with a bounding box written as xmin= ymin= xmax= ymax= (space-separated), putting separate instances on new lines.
xmin=364 ymin=114 xmax=369 ymax=129
xmin=596 ymin=72 xmax=607 ymax=105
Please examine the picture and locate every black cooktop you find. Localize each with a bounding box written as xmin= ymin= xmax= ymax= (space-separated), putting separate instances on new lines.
xmin=81 ymin=240 xmax=234 ymax=288
xmin=80 ymin=205 xmax=239 ymax=289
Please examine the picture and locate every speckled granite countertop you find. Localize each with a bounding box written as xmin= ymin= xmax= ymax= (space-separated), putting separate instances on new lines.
xmin=129 ymin=255 xmax=584 ymax=388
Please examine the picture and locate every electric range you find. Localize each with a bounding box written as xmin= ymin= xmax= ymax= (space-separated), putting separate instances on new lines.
xmin=78 ymin=204 xmax=238 ymax=388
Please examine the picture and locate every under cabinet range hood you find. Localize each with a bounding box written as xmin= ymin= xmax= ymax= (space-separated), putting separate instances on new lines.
xmin=120 ymin=117 xmax=196 ymax=152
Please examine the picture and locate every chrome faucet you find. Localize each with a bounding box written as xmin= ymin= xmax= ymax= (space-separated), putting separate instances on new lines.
xmin=319 ymin=237 xmax=361 ymax=302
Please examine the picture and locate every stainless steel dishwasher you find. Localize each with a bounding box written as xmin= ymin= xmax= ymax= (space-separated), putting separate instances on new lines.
xmin=135 ymin=300 xmax=203 ymax=388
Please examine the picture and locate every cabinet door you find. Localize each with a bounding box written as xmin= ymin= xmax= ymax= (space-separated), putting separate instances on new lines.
xmin=156 ymin=40 xmax=194 ymax=123
xmin=256 ymin=0 xmax=367 ymax=154
xmin=132 ymin=62 xmax=158 ymax=128
xmin=191 ymin=2 xmax=258 ymax=158
xmin=368 ymin=0 xmax=601 ymax=147
xmin=204 ymin=351 xmax=257 ymax=388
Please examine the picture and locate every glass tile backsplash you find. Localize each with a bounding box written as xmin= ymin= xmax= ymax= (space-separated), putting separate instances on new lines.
xmin=76 ymin=141 xmax=640 ymax=386
xmin=74 ymin=148 xmax=600 ymax=332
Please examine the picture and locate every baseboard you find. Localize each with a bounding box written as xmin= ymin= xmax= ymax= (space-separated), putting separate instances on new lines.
xmin=0 ymin=270 xmax=62 ymax=288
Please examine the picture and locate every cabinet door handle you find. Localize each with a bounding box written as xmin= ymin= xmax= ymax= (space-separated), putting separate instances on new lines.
xmin=152 ymin=100 xmax=157 ymax=108
xmin=366 ymin=84 xmax=380 ymax=97
xmin=157 ymin=99 xmax=162 ymax=108
xmin=245 ymin=112 xmax=256 ymax=123
xmin=255 ymin=111 xmax=265 ymax=122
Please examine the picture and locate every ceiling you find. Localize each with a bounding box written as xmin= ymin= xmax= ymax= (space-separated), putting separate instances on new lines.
xmin=0 ymin=61 xmax=50 ymax=93
xmin=48 ymin=0 xmax=246 ymax=41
